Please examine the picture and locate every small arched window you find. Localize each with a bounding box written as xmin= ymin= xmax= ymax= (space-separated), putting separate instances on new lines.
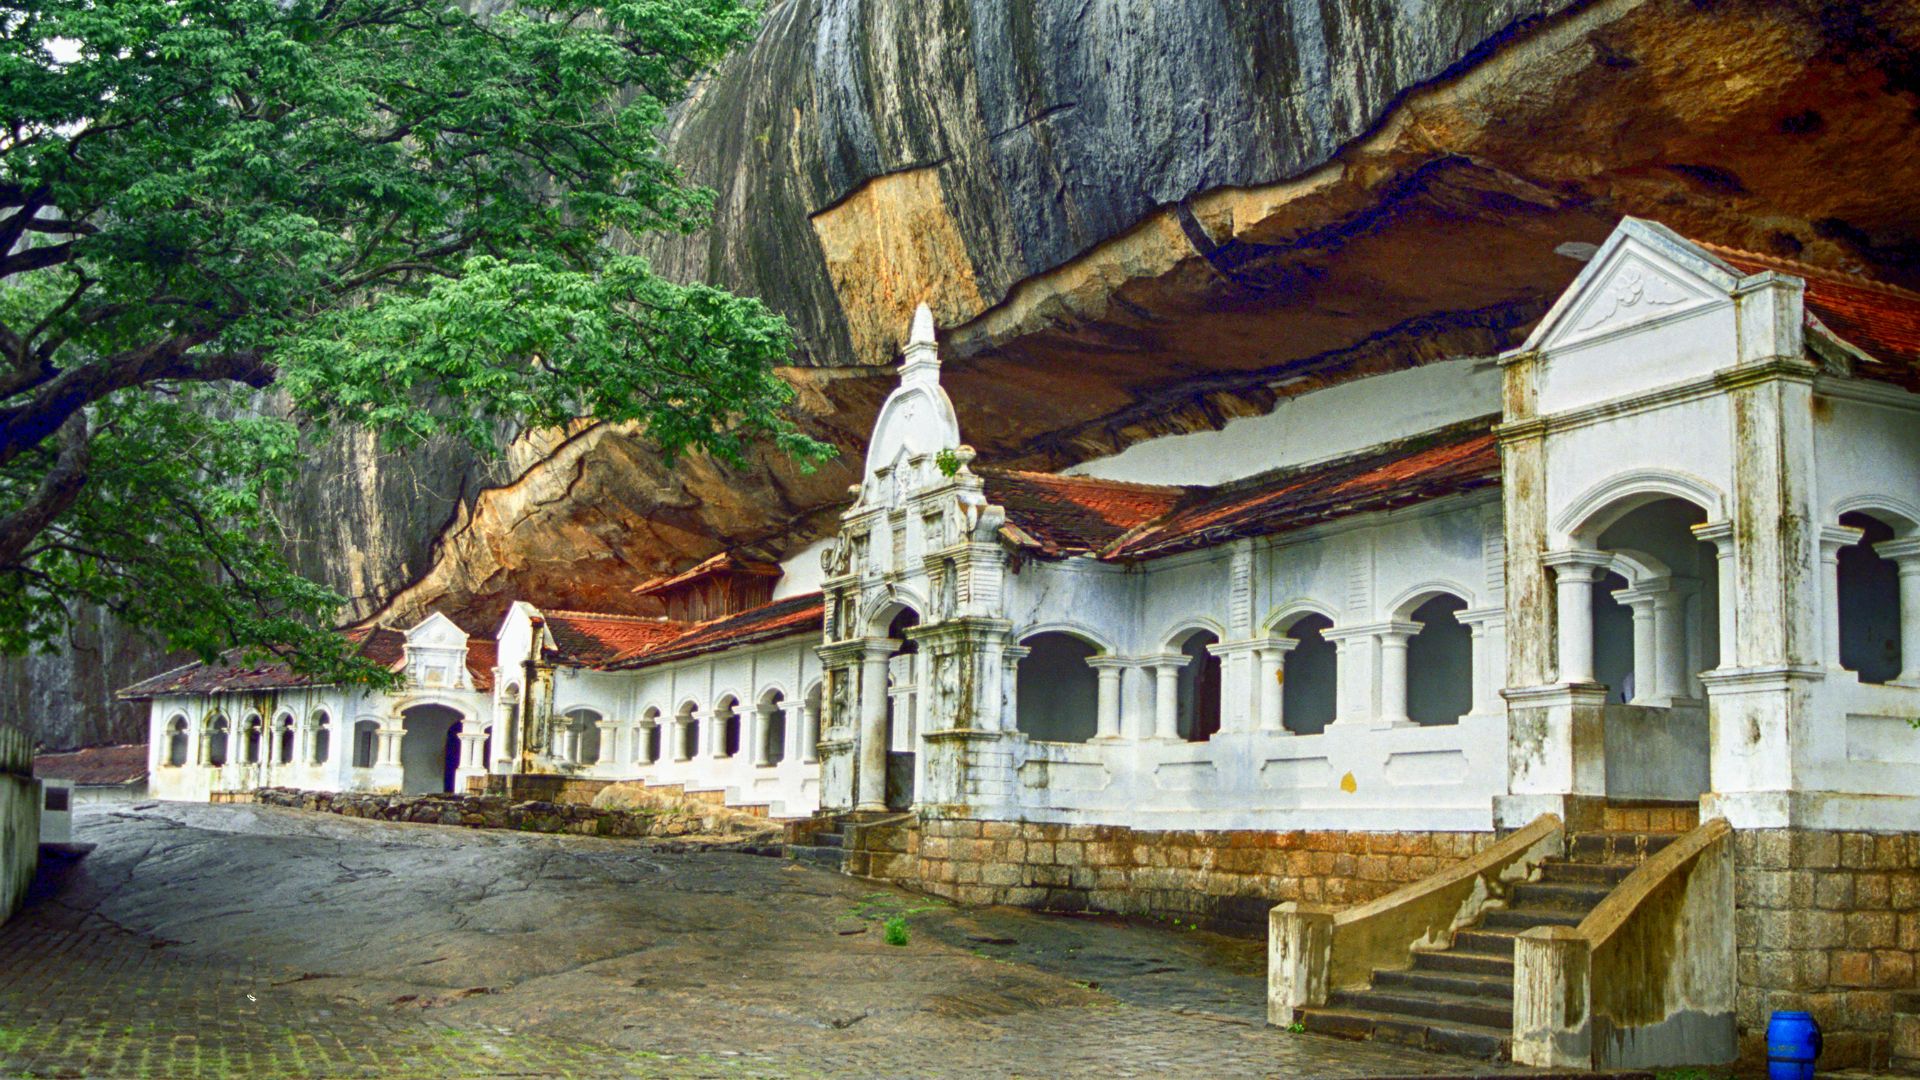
xmin=1016 ymin=632 xmax=1099 ymax=743
xmin=275 ymin=714 xmax=297 ymax=765
xmin=803 ymin=682 xmax=824 ymax=763
xmin=714 ymin=697 xmax=741 ymax=759
xmin=1176 ymin=630 xmax=1221 ymax=742
xmin=638 ymin=706 xmax=662 ymax=765
xmin=1406 ymin=594 xmax=1472 ymax=726
xmin=565 ymin=708 xmax=603 ymax=765
xmin=242 ymin=714 xmax=263 ymax=764
xmin=166 ymin=716 xmax=191 ymax=767
xmin=1838 ymin=512 xmax=1902 ymax=684
xmin=676 ymin=704 xmax=699 ymax=761
xmin=205 ymin=715 xmax=230 ymax=767
xmin=311 ymin=711 xmax=331 ymax=764
xmin=352 ymin=720 xmax=379 ymax=768
xmin=1281 ymin=615 xmax=1337 ymax=735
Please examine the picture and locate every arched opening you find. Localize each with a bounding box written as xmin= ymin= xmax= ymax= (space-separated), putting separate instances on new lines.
xmin=400 ymin=704 xmax=463 ymax=794
xmin=804 ymin=682 xmax=823 ymax=763
xmin=1406 ymin=595 xmax=1472 ymax=726
xmin=1174 ymin=630 xmax=1221 ymax=742
xmin=166 ymin=715 xmax=190 ymax=767
xmin=1016 ymin=632 xmax=1099 ymax=743
xmin=1592 ymin=572 xmax=1635 ymax=701
xmin=1280 ymin=614 xmax=1337 ymax=735
xmin=1838 ymin=511 xmax=1902 ymax=684
xmin=759 ymin=690 xmax=787 ymax=765
xmin=565 ymin=707 xmax=603 ymax=766
xmin=713 ymin=697 xmax=741 ymax=759
xmin=242 ymin=714 xmax=263 ymax=764
xmin=311 ymin=711 xmax=330 ymax=764
xmin=676 ymin=703 xmax=699 ymax=761
xmin=352 ymin=720 xmax=379 ymax=768
xmin=275 ymin=713 xmax=296 ymax=765
xmin=885 ymin=609 xmax=919 ymax=752
xmin=1575 ymin=494 xmax=1719 ymax=802
xmin=205 ymin=715 xmax=230 ymax=767
xmin=638 ymin=707 xmax=662 ymax=765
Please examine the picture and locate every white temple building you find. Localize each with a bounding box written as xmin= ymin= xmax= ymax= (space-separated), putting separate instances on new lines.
xmin=126 ymin=215 xmax=1920 ymax=836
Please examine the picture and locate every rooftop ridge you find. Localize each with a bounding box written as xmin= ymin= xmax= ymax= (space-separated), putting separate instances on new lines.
xmin=975 ymin=466 xmax=1190 ymax=495
xmin=1694 ymin=239 xmax=1920 ymax=301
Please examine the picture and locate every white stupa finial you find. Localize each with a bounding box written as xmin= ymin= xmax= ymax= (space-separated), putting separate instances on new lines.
xmin=900 ymin=302 xmax=940 ymax=385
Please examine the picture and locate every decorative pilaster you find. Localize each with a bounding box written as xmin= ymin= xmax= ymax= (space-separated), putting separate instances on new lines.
xmin=1372 ymin=622 xmax=1421 ymax=728
xmin=1087 ymin=657 xmax=1128 ymax=740
xmin=1149 ymin=653 xmax=1185 ymax=740
xmin=1692 ymin=522 xmax=1737 ymax=669
xmin=1253 ymin=638 xmax=1297 ymax=733
xmin=1543 ymin=550 xmax=1613 ymax=684
xmin=1819 ymin=525 xmax=1864 ymax=669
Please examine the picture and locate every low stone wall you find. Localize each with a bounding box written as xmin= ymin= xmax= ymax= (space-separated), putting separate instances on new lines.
xmin=473 ymin=774 xmax=616 ymax=806
xmin=847 ymin=817 xmax=1495 ymax=936
xmin=253 ymin=787 xmax=778 ymax=846
xmin=1735 ymin=827 xmax=1920 ymax=1069
xmin=0 ymin=722 xmax=36 ymax=924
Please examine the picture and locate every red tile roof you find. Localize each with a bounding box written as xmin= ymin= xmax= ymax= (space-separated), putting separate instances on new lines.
xmin=606 ymin=593 xmax=824 ymax=670
xmin=33 ymin=744 xmax=148 ymax=786
xmin=1102 ymin=422 xmax=1502 ymax=560
xmin=118 ymin=626 xmax=498 ymax=698
xmin=978 ymin=470 xmax=1188 ymax=556
xmin=1703 ymin=243 xmax=1920 ymax=392
xmin=542 ymin=611 xmax=687 ymax=668
xmin=630 ymin=551 xmax=782 ymax=596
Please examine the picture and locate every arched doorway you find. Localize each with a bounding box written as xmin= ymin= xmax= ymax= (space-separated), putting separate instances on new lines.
xmin=1575 ymin=495 xmax=1720 ymax=802
xmin=400 ymin=704 xmax=464 ymax=795
xmin=883 ymin=608 xmax=919 ymax=810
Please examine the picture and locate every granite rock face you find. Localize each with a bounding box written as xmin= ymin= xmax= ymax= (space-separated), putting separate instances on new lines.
xmin=26 ymin=0 xmax=1920 ymax=747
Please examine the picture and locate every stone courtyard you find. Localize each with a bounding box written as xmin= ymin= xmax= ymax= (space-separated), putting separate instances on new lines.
xmin=0 ymin=803 xmax=1575 ymax=1079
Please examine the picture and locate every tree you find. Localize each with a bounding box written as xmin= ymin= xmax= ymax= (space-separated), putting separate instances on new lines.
xmin=0 ymin=0 xmax=828 ymax=680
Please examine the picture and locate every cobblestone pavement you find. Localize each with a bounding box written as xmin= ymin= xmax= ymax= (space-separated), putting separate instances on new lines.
xmin=0 ymin=803 xmax=1542 ymax=1078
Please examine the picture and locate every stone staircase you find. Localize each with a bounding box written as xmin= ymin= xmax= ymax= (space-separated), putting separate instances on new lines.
xmin=1298 ymin=801 xmax=1698 ymax=1060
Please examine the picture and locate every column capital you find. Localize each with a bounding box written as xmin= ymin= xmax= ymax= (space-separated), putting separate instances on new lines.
xmin=1144 ymin=651 xmax=1189 ymax=670
xmin=1000 ymin=645 xmax=1031 ymax=664
xmin=1691 ymin=520 xmax=1735 ymax=550
xmin=1458 ymin=606 xmax=1506 ymax=629
xmin=1543 ymin=549 xmax=1613 ymax=579
xmin=1819 ymin=524 xmax=1866 ymax=556
xmin=1611 ymin=577 xmax=1672 ymax=606
xmin=1874 ymin=537 xmax=1920 ymax=566
xmin=1085 ymin=656 xmax=1132 ymax=672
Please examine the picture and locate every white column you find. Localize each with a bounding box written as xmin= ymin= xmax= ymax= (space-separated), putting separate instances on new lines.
xmin=799 ymin=701 xmax=819 ymax=764
xmin=1819 ymin=526 xmax=1863 ymax=669
xmin=1459 ymin=608 xmax=1504 ymax=717
xmin=1652 ymin=584 xmax=1690 ymax=701
xmin=751 ymin=706 xmax=772 ymax=767
xmin=1612 ymin=581 xmax=1665 ymax=705
xmin=711 ymin=709 xmax=730 ymax=759
xmin=1877 ymin=538 xmax=1920 ymax=684
xmin=377 ymin=725 xmax=404 ymax=767
xmin=1255 ymin=640 xmax=1295 ymax=733
xmin=1153 ymin=656 xmax=1182 ymax=741
xmin=857 ymin=642 xmax=892 ymax=811
xmin=1000 ymin=646 xmax=1029 ymax=733
xmin=1087 ymin=658 xmax=1126 ymax=740
xmin=673 ymin=715 xmax=693 ymax=762
xmin=1373 ymin=623 xmax=1419 ymax=728
xmin=638 ymin=722 xmax=656 ymax=765
xmin=596 ymin=721 xmax=619 ymax=766
xmin=781 ymin=702 xmax=804 ymax=765
xmin=1544 ymin=550 xmax=1611 ymax=684
xmin=1693 ymin=522 xmax=1737 ymax=669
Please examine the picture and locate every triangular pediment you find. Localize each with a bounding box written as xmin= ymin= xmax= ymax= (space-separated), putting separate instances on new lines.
xmin=405 ymin=611 xmax=468 ymax=649
xmin=1519 ymin=217 xmax=1747 ymax=355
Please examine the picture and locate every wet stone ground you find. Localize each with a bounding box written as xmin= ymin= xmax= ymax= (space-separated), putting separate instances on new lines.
xmin=0 ymin=803 xmax=1537 ymax=1078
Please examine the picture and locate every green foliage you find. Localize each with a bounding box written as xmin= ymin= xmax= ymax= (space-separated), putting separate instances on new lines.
xmin=934 ymin=448 xmax=962 ymax=478
xmin=882 ymin=916 xmax=909 ymax=947
xmin=0 ymin=0 xmax=831 ymax=677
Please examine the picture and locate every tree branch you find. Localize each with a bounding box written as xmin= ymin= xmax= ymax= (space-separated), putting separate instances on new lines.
xmin=0 ymin=412 xmax=89 ymax=569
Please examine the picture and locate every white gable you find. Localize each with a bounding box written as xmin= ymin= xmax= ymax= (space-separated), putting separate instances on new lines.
xmin=404 ymin=612 xmax=470 ymax=690
xmin=1519 ymin=217 xmax=1745 ymax=357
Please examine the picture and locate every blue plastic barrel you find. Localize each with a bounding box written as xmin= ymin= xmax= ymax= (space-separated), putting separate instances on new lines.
xmin=1767 ymin=1010 xmax=1822 ymax=1080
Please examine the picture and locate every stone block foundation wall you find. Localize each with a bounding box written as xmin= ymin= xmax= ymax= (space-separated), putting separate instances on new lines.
xmin=846 ymin=818 xmax=1496 ymax=937
xmin=0 ymin=722 xmax=38 ymax=924
xmin=1735 ymin=828 xmax=1920 ymax=1070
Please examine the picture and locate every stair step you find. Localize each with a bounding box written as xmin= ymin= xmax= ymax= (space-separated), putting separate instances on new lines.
xmin=1450 ymin=928 xmax=1522 ymax=956
xmin=784 ymin=845 xmax=845 ymax=871
xmin=1329 ymin=987 xmax=1513 ymax=1030
xmin=1478 ymin=906 xmax=1585 ymax=930
xmin=1411 ymin=948 xmax=1514 ymax=978
xmin=1568 ymin=831 xmax=1675 ymax=863
xmin=1300 ymin=1005 xmax=1510 ymax=1060
xmin=813 ymin=831 xmax=844 ymax=848
xmin=1509 ymin=880 xmax=1614 ymax=912
xmin=1600 ymin=800 xmax=1700 ymax=834
xmin=1371 ymin=967 xmax=1514 ymax=1001
xmin=1538 ymin=859 xmax=1636 ymax=886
